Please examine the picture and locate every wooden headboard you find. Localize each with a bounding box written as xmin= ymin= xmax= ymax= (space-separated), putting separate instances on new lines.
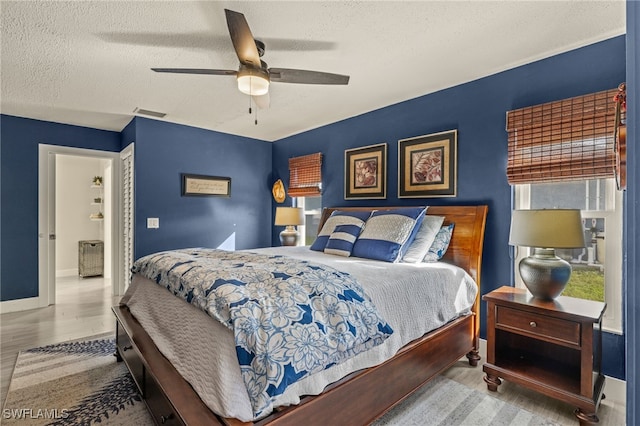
xmin=318 ymin=205 xmax=489 ymax=287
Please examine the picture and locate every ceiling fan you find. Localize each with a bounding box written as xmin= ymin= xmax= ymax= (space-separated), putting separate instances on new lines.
xmin=152 ymin=9 xmax=350 ymax=109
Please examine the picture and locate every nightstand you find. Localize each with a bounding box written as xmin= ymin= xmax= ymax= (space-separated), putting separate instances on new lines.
xmin=482 ymin=286 xmax=606 ymax=425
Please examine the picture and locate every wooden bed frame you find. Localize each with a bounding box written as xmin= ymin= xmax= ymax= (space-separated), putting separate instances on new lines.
xmin=113 ymin=205 xmax=488 ymax=426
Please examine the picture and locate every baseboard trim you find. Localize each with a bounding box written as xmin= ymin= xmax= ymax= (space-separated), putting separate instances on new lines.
xmin=0 ymin=297 xmax=41 ymax=314
xmin=56 ymin=269 xmax=78 ymax=277
xmin=477 ymin=338 xmax=625 ymax=404
xmin=603 ymin=375 xmax=627 ymax=404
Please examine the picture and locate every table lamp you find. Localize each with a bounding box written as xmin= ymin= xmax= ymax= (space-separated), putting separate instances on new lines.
xmin=275 ymin=207 xmax=304 ymax=246
xmin=509 ymin=209 xmax=586 ymax=299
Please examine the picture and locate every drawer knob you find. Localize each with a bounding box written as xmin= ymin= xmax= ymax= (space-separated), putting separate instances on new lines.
xmin=161 ymin=414 xmax=174 ymax=424
xmin=529 ymin=321 xmax=537 ymax=328
xmin=123 ymin=345 xmax=133 ymax=351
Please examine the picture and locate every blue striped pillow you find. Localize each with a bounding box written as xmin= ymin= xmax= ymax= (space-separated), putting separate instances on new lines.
xmin=310 ymin=210 xmax=372 ymax=251
xmin=352 ymin=207 xmax=427 ymax=262
xmin=324 ymin=224 xmax=364 ymax=257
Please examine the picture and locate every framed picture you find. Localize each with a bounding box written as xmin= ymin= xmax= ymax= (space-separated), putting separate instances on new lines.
xmin=398 ymin=130 xmax=457 ymax=198
xmin=344 ymin=143 xmax=387 ymax=199
xmin=181 ymin=174 xmax=231 ymax=197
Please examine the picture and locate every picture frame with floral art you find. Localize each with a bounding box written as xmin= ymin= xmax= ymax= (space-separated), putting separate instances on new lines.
xmin=344 ymin=143 xmax=387 ymax=200
xmin=398 ymin=130 xmax=457 ymax=198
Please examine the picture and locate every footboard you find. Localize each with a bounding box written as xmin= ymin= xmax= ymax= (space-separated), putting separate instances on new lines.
xmin=114 ymin=305 xmax=476 ymax=426
xmin=260 ymin=313 xmax=476 ymax=426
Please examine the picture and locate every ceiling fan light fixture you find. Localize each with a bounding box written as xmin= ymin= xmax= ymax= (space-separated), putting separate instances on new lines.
xmin=237 ymin=67 xmax=270 ymax=96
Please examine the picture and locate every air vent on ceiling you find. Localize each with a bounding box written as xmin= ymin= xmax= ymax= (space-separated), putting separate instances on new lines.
xmin=133 ymin=107 xmax=166 ymax=118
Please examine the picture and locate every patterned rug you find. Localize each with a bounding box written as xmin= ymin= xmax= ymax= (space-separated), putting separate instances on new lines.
xmin=3 ymin=336 xmax=558 ymax=425
xmin=2 ymin=336 xmax=152 ymax=425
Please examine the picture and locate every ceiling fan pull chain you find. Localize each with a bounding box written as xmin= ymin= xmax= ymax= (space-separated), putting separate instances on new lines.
xmin=248 ymin=75 xmax=258 ymax=125
xmin=248 ymin=76 xmax=253 ymax=114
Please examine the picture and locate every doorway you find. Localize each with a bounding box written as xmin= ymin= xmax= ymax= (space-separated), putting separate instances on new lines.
xmin=38 ymin=145 xmax=122 ymax=308
xmin=55 ymin=154 xmax=112 ymax=303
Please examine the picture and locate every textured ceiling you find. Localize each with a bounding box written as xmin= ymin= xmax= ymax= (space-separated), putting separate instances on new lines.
xmin=0 ymin=1 xmax=626 ymax=142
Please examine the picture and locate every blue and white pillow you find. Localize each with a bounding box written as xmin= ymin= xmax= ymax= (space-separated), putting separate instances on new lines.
xmin=402 ymin=215 xmax=444 ymax=263
xmin=310 ymin=210 xmax=372 ymax=251
xmin=352 ymin=207 xmax=427 ymax=263
xmin=423 ymin=223 xmax=455 ymax=262
xmin=324 ymin=223 xmax=364 ymax=257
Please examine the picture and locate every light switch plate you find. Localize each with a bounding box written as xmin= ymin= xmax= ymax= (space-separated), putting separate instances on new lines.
xmin=147 ymin=218 xmax=159 ymax=229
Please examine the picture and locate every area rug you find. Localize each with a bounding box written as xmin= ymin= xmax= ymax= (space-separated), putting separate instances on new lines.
xmin=3 ymin=336 xmax=558 ymax=426
xmin=2 ymin=336 xmax=152 ymax=425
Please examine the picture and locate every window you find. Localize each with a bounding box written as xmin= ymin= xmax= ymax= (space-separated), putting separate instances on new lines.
xmin=288 ymin=152 xmax=323 ymax=246
xmin=514 ymin=181 xmax=622 ymax=332
xmin=508 ymin=88 xmax=623 ymax=333
xmin=294 ymin=197 xmax=322 ymax=246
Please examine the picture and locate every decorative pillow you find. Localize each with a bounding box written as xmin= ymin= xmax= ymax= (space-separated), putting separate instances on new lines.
xmin=352 ymin=207 xmax=427 ymax=262
xmin=402 ymin=215 xmax=445 ymax=263
xmin=423 ymin=223 xmax=455 ymax=262
xmin=310 ymin=210 xmax=372 ymax=251
xmin=324 ymin=223 xmax=364 ymax=257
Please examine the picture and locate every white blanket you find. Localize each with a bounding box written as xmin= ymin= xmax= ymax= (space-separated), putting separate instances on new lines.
xmin=122 ymin=247 xmax=477 ymax=421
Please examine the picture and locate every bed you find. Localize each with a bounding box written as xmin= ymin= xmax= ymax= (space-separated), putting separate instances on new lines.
xmin=113 ymin=205 xmax=488 ymax=425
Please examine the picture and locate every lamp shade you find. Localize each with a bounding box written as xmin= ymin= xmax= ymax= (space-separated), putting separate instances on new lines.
xmin=274 ymin=207 xmax=304 ymax=226
xmin=509 ymin=209 xmax=585 ymax=249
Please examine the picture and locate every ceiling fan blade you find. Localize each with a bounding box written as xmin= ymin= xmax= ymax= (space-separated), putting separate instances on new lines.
xmin=268 ymin=68 xmax=349 ymax=85
xmin=152 ymin=68 xmax=237 ymax=76
xmin=225 ymin=9 xmax=261 ymax=67
xmin=252 ymin=93 xmax=270 ymax=109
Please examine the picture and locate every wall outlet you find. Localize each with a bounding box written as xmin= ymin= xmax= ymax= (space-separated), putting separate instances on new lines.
xmin=147 ymin=218 xmax=159 ymax=229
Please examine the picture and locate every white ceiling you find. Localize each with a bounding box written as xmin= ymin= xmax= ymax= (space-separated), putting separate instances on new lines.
xmin=0 ymin=1 xmax=626 ymax=142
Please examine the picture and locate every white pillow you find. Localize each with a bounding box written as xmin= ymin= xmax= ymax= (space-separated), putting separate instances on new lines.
xmin=402 ymin=215 xmax=445 ymax=263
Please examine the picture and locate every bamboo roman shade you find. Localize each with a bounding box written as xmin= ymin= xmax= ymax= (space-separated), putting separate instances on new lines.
xmin=288 ymin=152 xmax=322 ymax=197
xmin=506 ymin=88 xmax=618 ymax=184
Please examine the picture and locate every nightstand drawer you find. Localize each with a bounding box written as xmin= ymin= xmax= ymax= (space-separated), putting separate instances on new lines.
xmin=496 ymin=306 xmax=581 ymax=347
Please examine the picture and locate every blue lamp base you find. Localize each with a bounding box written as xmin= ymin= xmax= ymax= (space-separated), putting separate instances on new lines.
xmin=519 ymin=248 xmax=572 ymax=300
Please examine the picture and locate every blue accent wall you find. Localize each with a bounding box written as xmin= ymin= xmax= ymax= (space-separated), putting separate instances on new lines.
xmin=130 ymin=118 xmax=273 ymax=259
xmin=0 ymin=115 xmax=272 ymax=302
xmin=0 ymin=115 xmax=121 ymax=301
xmin=120 ymin=118 xmax=136 ymax=149
xmin=625 ymin=0 xmax=639 ymax=422
xmin=272 ymin=36 xmax=626 ymax=380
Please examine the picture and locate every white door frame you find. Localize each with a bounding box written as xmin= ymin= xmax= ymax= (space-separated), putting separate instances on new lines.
xmin=120 ymin=143 xmax=134 ymax=294
xmin=38 ymin=144 xmax=122 ymax=308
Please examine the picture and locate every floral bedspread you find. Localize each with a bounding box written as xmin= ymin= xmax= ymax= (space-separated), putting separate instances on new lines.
xmin=132 ymin=248 xmax=393 ymax=418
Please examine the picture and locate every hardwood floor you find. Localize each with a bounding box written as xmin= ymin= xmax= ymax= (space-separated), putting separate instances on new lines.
xmin=1 ymin=277 xmax=626 ymax=425
xmin=442 ymin=357 xmax=626 ymax=426
xmin=1 ymin=275 xmax=120 ymax=404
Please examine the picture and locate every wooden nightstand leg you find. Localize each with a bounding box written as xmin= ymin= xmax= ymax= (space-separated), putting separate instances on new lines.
xmin=466 ymin=349 xmax=480 ymax=366
xmin=483 ymin=374 xmax=501 ymax=392
xmin=574 ymin=409 xmax=599 ymax=425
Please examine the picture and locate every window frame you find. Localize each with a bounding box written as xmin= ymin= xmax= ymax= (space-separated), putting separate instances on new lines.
xmin=293 ymin=196 xmax=322 ymax=247
xmin=514 ymin=179 xmax=623 ymax=334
